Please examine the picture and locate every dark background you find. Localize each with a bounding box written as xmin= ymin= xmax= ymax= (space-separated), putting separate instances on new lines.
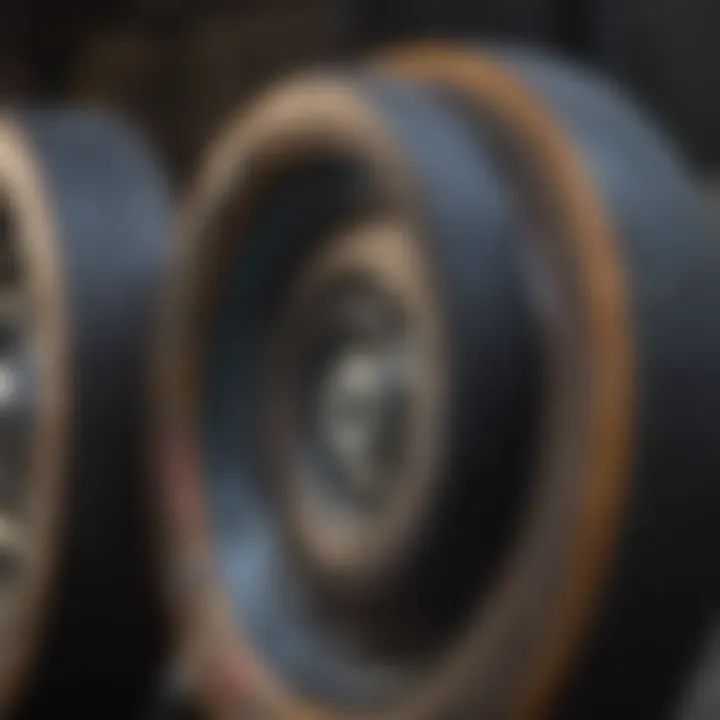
xmin=1 ymin=0 xmax=718 ymax=183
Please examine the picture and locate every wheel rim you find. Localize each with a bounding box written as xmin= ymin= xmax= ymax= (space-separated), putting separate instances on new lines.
xmin=0 ymin=117 xmax=68 ymax=715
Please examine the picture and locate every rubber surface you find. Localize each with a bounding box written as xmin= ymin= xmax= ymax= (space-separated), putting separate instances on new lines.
xmin=496 ymin=50 xmax=720 ymax=720
xmin=9 ymin=110 xmax=169 ymax=720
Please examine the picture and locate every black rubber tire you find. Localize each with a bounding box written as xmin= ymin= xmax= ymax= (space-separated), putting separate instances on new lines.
xmin=0 ymin=111 xmax=170 ymax=719
xmin=496 ymin=48 xmax=720 ymax=720
xmin=158 ymin=45 xmax=720 ymax=719
xmin=384 ymin=44 xmax=720 ymax=719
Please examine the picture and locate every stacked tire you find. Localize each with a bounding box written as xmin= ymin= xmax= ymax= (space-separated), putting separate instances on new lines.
xmin=155 ymin=44 xmax=720 ymax=719
xmin=0 ymin=111 xmax=169 ymax=718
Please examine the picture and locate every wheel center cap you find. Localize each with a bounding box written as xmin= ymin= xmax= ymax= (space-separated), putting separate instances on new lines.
xmin=318 ymin=344 xmax=408 ymax=506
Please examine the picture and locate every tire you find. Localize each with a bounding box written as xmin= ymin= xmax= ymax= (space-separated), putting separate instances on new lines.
xmin=0 ymin=110 xmax=170 ymax=718
xmin=157 ymin=44 xmax=720 ymax=719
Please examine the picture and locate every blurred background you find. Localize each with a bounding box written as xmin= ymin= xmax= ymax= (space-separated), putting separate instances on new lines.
xmin=3 ymin=3 xmax=720 ymax=718
xmin=1 ymin=0 xmax=717 ymax=186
